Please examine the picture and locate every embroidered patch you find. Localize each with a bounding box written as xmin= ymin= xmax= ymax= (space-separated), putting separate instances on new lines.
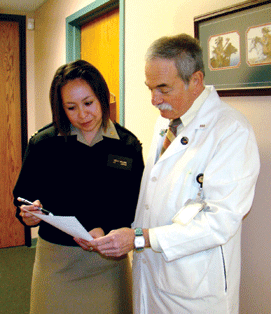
xmin=107 ymin=154 xmax=133 ymax=170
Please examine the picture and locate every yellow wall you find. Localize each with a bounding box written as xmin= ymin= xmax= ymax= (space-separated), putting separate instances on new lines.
xmin=1 ymin=0 xmax=271 ymax=313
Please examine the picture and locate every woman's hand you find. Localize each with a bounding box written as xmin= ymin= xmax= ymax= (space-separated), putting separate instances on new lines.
xmin=19 ymin=200 xmax=42 ymax=226
xmin=74 ymin=227 xmax=105 ymax=251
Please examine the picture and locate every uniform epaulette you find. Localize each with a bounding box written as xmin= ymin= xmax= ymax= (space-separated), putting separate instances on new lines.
xmin=114 ymin=122 xmax=143 ymax=151
xmin=30 ymin=122 xmax=54 ymax=139
xmin=114 ymin=122 xmax=136 ymax=138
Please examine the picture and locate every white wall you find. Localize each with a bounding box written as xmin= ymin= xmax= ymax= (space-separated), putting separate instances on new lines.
xmin=226 ymin=96 xmax=271 ymax=313
xmin=2 ymin=0 xmax=271 ymax=312
xmin=33 ymin=0 xmax=95 ymax=130
xmin=124 ymin=0 xmax=241 ymax=160
xmin=125 ymin=1 xmax=271 ymax=313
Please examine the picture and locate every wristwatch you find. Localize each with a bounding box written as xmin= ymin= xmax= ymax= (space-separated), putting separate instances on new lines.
xmin=134 ymin=227 xmax=145 ymax=251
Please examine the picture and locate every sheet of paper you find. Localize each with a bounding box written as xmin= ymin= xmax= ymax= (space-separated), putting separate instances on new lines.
xmin=24 ymin=209 xmax=93 ymax=241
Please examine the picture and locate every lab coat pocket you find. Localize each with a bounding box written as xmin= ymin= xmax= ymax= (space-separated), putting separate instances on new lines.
xmin=158 ymin=249 xmax=213 ymax=298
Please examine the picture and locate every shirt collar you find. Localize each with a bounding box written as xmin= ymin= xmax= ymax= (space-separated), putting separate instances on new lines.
xmin=70 ymin=120 xmax=120 ymax=146
xmin=102 ymin=120 xmax=120 ymax=140
xmin=180 ymin=86 xmax=211 ymax=128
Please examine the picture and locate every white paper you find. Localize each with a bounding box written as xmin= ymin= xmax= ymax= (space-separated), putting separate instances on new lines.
xmin=24 ymin=209 xmax=93 ymax=241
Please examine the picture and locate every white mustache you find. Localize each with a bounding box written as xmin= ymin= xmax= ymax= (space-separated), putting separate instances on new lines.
xmin=154 ymin=103 xmax=173 ymax=111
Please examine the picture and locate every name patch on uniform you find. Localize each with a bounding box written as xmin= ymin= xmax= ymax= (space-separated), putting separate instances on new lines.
xmin=107 ymin=154 xmax=133 ymax=171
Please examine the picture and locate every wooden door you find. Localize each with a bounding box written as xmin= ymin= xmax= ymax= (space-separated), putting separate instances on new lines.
xmin=0 ymin=20 xmax=25 ymax=248
xmin=81 ymin=8 xmax=119 ymax=122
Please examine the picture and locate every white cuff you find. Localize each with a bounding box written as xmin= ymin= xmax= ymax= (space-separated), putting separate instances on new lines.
xmin=149 ymin=228 xmax=163 ymax=252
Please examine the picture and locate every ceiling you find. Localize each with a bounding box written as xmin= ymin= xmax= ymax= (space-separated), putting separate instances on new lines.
xmin=0 ymin=0 xmax=48 ymax=12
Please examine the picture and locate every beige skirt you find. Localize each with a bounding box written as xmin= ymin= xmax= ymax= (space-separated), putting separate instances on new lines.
xmin=30 ymin=237 xmax=133 ymax=314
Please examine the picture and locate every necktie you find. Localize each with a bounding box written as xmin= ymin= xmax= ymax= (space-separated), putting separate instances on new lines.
xmin=160 ymin=118 xmax=182 ymax=156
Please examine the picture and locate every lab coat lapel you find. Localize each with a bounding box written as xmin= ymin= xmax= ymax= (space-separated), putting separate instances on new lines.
xmin=156 ymin=94 xmax=218 ymax=163
xmin=157 ymin=130 xmax=192 ymax=163
xmin=157 ymin=121 xmax=206 ymax=163
xmin=153 ymin=86 xmax=220 ymax=165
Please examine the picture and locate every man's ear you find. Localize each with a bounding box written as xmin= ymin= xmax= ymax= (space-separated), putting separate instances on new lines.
xmin=190 ymin=71 xmax=204 ymax=95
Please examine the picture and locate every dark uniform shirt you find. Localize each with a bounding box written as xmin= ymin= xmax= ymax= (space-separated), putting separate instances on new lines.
xmin=13 ymin=121 xmax=144 ymax=246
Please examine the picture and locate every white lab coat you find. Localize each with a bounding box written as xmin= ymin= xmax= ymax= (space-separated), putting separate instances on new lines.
xmin=132 ymin=86 xmax=260 ymax=314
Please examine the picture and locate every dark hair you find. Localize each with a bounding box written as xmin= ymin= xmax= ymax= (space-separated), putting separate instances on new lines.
xmin=146 ymin=34 xmax=205 ymax=85
xmin=50 ymin=60 xmax=110 ymax=137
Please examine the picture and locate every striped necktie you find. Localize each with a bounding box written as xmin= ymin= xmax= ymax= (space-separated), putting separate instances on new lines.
xmin=160 ymin=118 xmax=182 ymax=156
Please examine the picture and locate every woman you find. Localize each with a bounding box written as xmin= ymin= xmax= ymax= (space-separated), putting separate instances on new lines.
xmin=13 ymin=60 xmax=144 ymax=314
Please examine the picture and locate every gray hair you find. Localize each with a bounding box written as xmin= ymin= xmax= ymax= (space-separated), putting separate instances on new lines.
xmin=145 ymin=34 xmax=205 ymax=85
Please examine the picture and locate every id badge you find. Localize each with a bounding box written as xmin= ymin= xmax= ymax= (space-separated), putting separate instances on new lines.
xmin=172 ymin=199 xmax=206 ymax=225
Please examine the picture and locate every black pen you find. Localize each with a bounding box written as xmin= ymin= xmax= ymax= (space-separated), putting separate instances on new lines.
xmin=17 ymin=197 xmax=54 ymax=216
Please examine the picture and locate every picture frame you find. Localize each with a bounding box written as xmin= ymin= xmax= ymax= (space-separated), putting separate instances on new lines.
xmin=194 ymin=0 xmax=271 ymax=96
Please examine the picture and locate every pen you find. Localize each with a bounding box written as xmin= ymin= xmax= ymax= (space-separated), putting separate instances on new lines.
xmin=17 ymin=197 xmax=53 ymax=216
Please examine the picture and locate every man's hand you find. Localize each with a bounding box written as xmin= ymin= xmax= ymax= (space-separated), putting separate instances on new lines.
xmin=91 ymin=228 xmax=135 ymax=258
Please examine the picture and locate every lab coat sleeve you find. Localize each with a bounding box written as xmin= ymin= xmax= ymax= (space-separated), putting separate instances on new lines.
xmin=151 ymin=120 xmax=260 ymax=262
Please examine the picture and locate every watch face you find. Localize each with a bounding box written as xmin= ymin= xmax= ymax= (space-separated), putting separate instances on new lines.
xmin=135 ymin=236 xmax=145 ymax=248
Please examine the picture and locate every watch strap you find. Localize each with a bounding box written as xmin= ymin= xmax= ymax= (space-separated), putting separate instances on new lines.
xmin=135 ymin=227 xmax=143 ymax=236
xmin=134 ymin=227 xmax=145 ymax=251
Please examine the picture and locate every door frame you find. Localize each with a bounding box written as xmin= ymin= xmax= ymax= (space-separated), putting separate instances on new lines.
xmin=0 ymin=14 xmax=30 ymax=246
xmin=0 ymin=14 xmax=28 ymax=155
xmin=66 ymin=0 xmax=125 ymax=125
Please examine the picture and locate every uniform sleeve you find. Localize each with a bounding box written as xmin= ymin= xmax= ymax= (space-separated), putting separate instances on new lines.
xmin=115 ymin=123 xmax=144 ymax=216
xmin=13 ymin=138 xmax=40 ymax=226
xmin=13 ymin=125 xmax=56 ymax=222
xmin=125 ymin=139 xmax=144 ymax=222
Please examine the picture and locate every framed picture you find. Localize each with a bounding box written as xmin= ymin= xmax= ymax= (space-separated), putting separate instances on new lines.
xmin=194 ymin=0 xmax=271 ymax=96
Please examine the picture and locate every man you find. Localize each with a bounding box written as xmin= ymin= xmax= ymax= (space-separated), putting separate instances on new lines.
xmin=89 ymin=34 xmax=260 ymax=313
